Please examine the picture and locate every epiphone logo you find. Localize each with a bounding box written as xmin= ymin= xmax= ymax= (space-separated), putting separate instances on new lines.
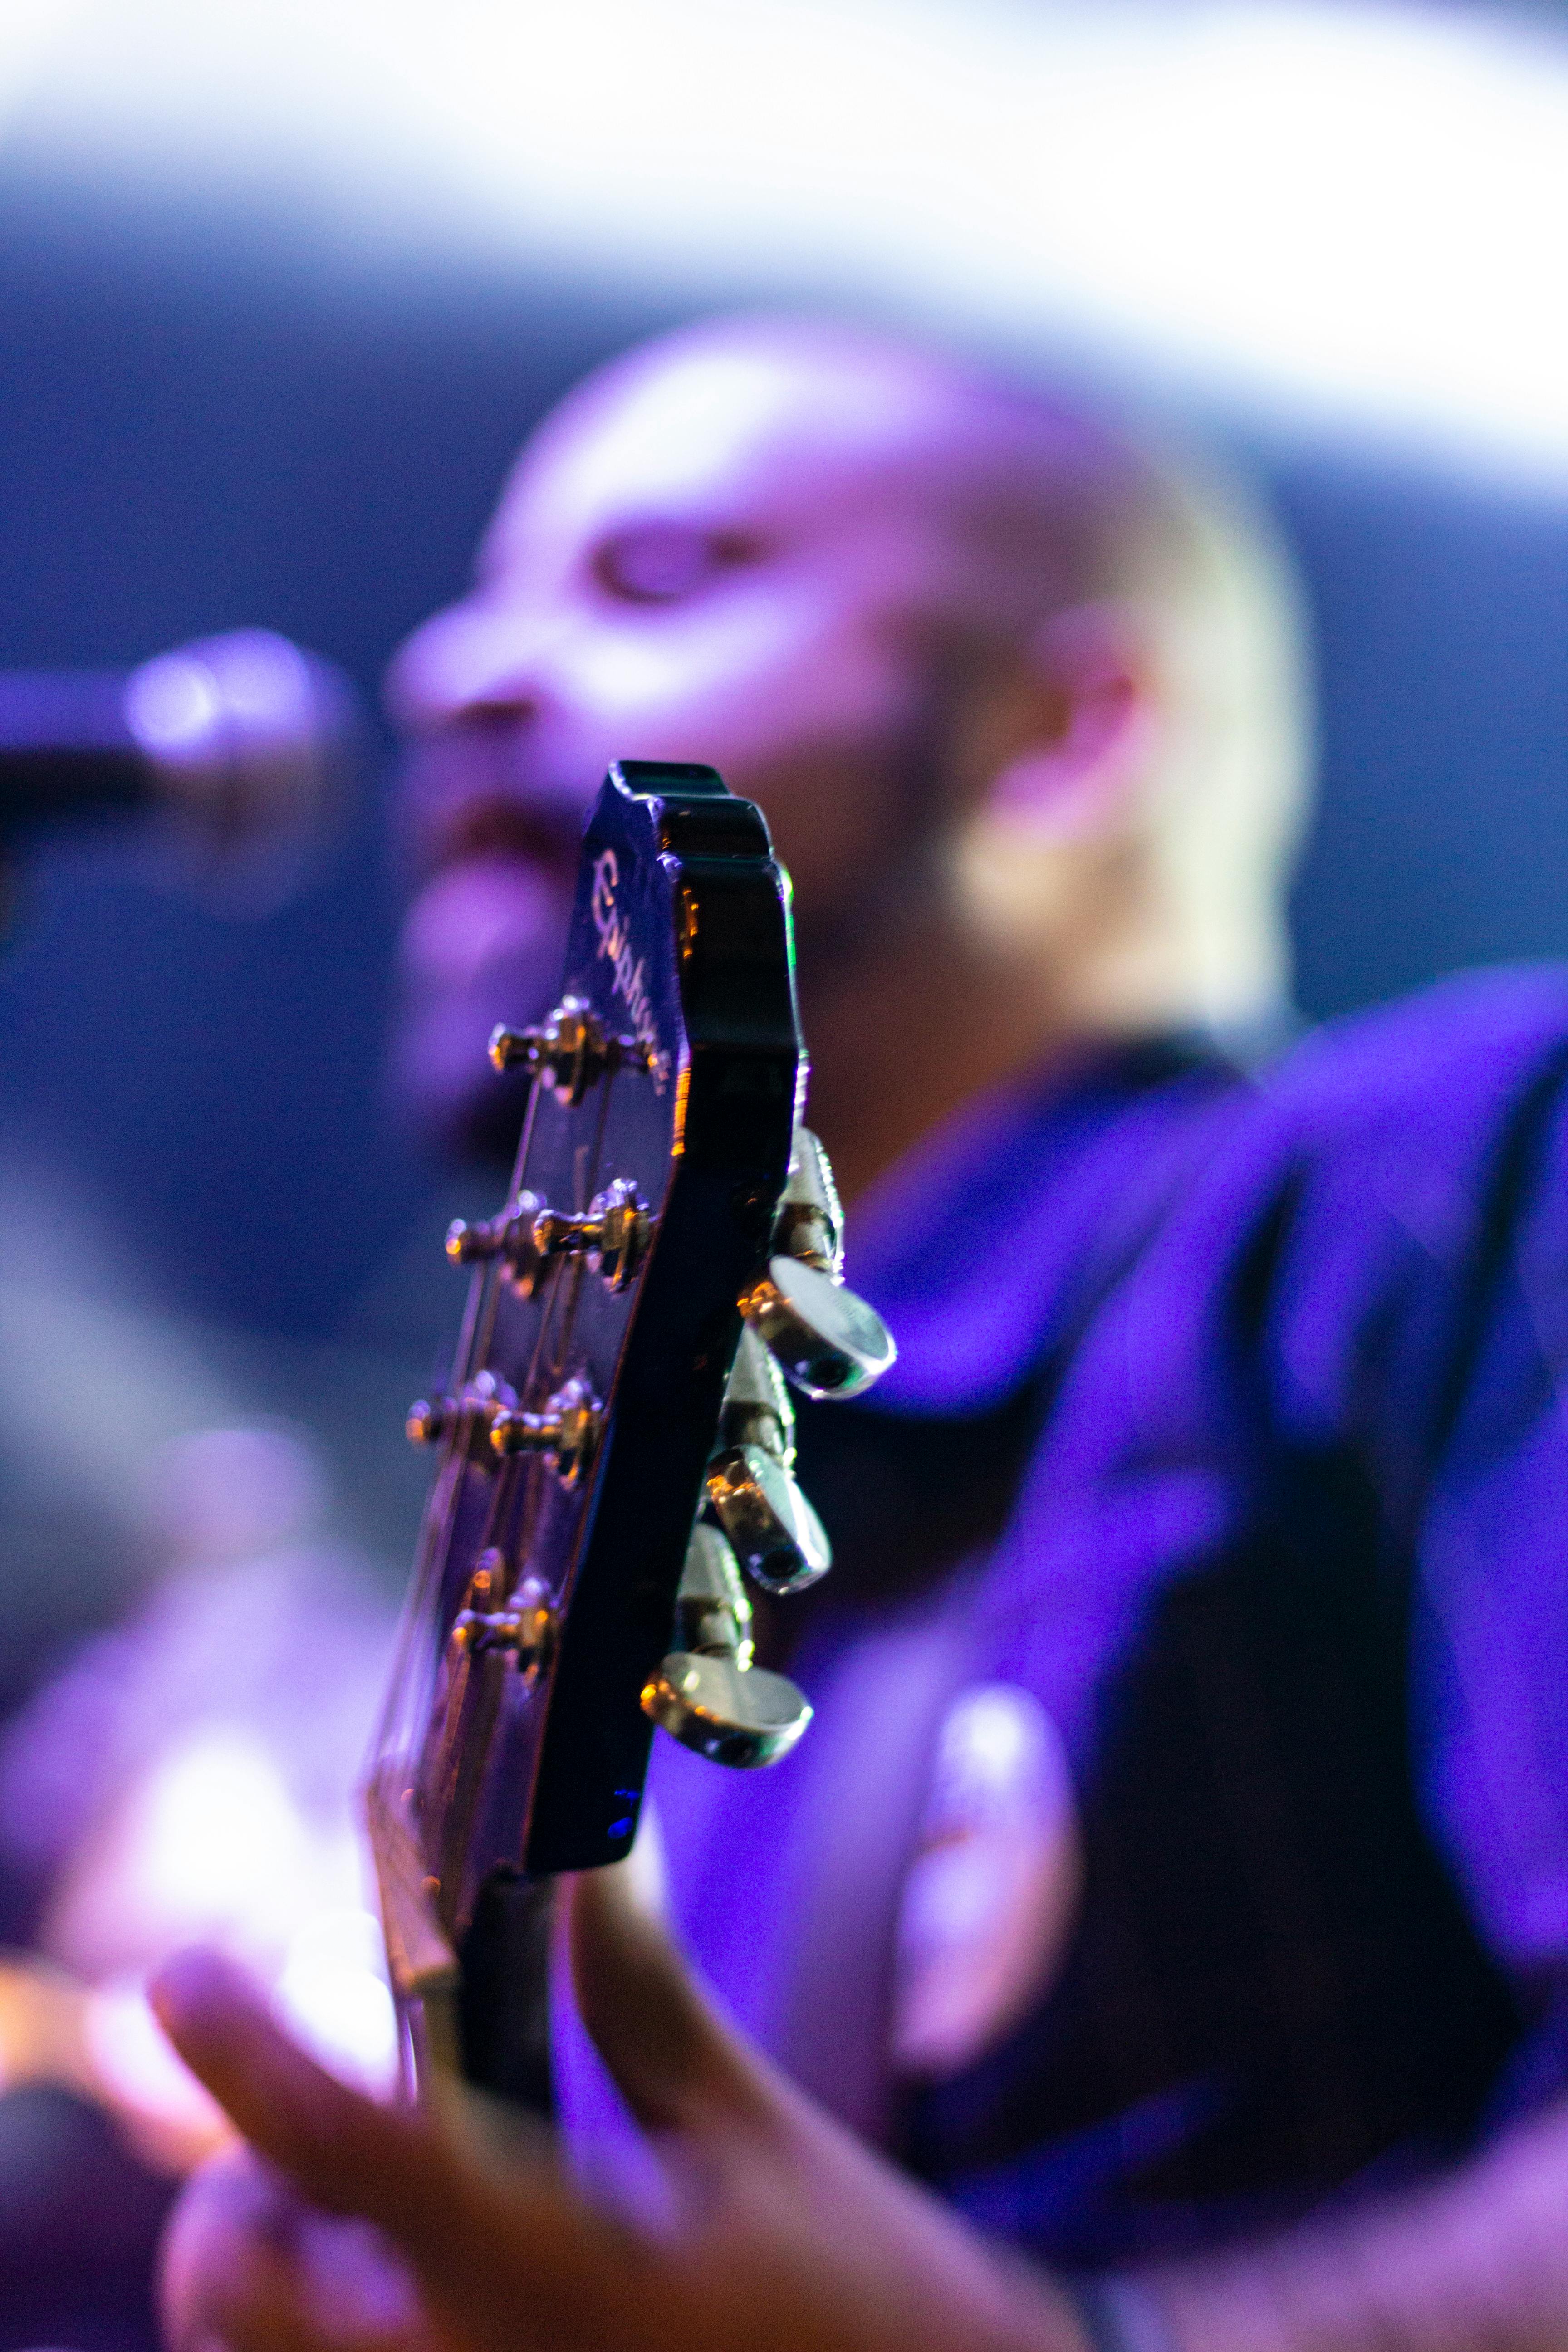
xmin=591 ymin=848 xmax=671 ymax=1094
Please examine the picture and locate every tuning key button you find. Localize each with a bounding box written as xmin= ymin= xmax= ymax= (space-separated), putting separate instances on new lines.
xmin=772 ymin=1126 xmax=844 ymax=1275
xmin=706 ymin=1443 xmax=831 ymax=1594
xmin=530 ymin=1178 xmax=652 ymax=1293
xmin=406 ymin=1372 xmax=517 ymax=1461
xmin=739 ymin=1256 xmax=896 ymax=1400
xmin=488 ymin=1374 xmax=602 ymax=1486
xmin=444 ymin=1192 xmax=545 ymax=1292
xmin=675 ymin=1522 xmax=755 ymax=1662
xmin=406 ymin=1398 xmax=446 ymax=1446
xmin=446 ymin=1218 xmax=485 ymax=1264
xmin=718 ymin=1325 xmax=795 ymax=1465
xmin=489 ymin=1024 xmax=537 ymax=1073
xmin=642 ymin=1652 xmax=813 ymax=1769
xmin=488 ymin=996 xmax=609 ymax=1106
xmin=452 ymin=1573 xmax=555 ymax=1680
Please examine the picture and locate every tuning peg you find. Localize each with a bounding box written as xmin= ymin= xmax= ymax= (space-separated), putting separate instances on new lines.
xmin=739 ymin=1255 xmax=896 ymax=1400
xmin=406 ymin=1397 xmax=447 ymax=1446
xmin=706 ymin=1442 xmax=831 ymax=1593
xmin=773 ymin=1126 xmax=843 ymax=1275
xmin=487 ymin=995 xmax=646 ymax=1106
xmin=444 ymin=1191 xmax=544 ymax=1292
xmin=719 ymin=1326 xmax=795 ymax=1465
xmin=530 ymin=1177 xmax=652 ymax=1293
xmin=641 ymin=1523 xmax=812 ymax=1767
xmin=671 ymin=1522 xmax=755 ymax=1661
xmin=452 ymin=1568 xmax=555 ymax=1678
xmin=489 ymin=1375 xmax=602 ymax=1486
xmin=487 ymin=996 xmax=611 ymax=1106
xmin=642 ymin=1651 xmax=813 ymax=1769
xmin=407 ymin=1368 xmax=510 ymax=1449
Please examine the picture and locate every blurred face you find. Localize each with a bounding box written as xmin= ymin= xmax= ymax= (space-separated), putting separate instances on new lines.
xmin=386 ymin=337 xmax=971 ymax=1150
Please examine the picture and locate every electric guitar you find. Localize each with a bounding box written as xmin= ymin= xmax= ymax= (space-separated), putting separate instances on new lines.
xmin=364 ymin=760 xmax=894 ymax=2107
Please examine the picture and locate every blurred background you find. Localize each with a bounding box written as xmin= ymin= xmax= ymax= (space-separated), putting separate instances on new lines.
xmin=0 ymin=0 xmax=1566 ymax=1647
xmin=0 ymin=0 xmax=1563 ymax=2333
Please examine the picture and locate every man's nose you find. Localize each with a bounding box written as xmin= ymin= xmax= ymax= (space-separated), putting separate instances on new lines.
xmin=383 ymin=598 xmax=543 ymax=735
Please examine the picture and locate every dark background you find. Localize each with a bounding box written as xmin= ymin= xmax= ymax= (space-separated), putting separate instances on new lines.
xmin=0 ymin=173 xmax=1564 ymax=1354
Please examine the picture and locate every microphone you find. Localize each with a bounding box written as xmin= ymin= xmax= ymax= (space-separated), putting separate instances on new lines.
xmin=0 ymin=629 xmax=360 ymax=902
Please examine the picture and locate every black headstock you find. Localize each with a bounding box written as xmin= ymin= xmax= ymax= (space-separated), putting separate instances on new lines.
xmin=365 ymin=761 xmax=892 ymax=2102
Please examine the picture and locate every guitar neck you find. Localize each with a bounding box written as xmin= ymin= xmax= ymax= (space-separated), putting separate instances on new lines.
xmin=458 ymin=1869 xmax=556 ymax=2113
xmin=365 ymin=760 xmax=892 ymax=2114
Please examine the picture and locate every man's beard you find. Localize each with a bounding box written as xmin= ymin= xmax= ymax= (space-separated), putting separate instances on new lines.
xmin=389 ymin=863 xmax=574 ymax=1169
xmin=388 ymin=728 xmax=611 ymax=1164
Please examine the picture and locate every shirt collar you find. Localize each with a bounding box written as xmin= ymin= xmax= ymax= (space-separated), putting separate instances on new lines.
xmin=841 ymin=1037 xmax=1241 ymax=1417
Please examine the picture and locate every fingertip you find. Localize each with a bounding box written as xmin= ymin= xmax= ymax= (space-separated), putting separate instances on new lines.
xmin=150 ymin=1947 xmax=271 ymax=2059
xmin=149 ymin=1948 xmax=381 ymax=2180
xmin=158 ymin=2143 xmax=278 ymax=2348
xmin=151 ymin=1944 xmax=259 ymax=2018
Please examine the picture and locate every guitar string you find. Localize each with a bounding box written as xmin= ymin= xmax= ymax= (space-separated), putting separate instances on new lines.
xmin=548 ymin=1065 xmax=616 ymax=1390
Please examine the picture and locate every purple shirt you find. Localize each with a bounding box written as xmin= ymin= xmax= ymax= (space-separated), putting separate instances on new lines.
xmin=647 ymin=969 xmax=1568 ymax=2266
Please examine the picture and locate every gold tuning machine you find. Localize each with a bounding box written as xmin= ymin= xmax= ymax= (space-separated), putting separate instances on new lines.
xmin=406 ymin=1396 xmax=449 ymax=1446
xmin=452 ymin=1567 xmax=555 ymax=1677
xmin=489 ymin=1375 xmax=602 ymax=1485
xmin=445 ymin=1191 xmax=545 ymax=1292
xmin=642 ymin=1524 xmax=813 ymax=1768
xmin=406 ymin=1373 xmax=601 ymax=1487
xmin=487 ymin=996 xmax=642 ymax=1106
xmin=672 ymin=1521 xmax=756 ymax=1663
xmin=530 ymin=1177 xmax=652 ymax=1294
xmin=642 ymin=1654 xmax=813 ymax=1770
xmin=706 ymin=1326 xmax=826 ymax=1590
xmin=739 ymin=1254 xmax=895 ymax=1400
xmin=406 ymin=1369 xmax=513 ymax=1453
xmin=705 ymin=1441 xmax=831 ymax=1594
xmin=745 ymin=1126 xmax=893 ymax=1397
xmin=772 ymin=1126 xmax=843 ymax=1276
xmin=700 ymin=1326 xmax=824 ymax=1595
xmin=718 ymin=1325 xmax=795 ymax=1464
xmin=447 ymin=1178 xmax=652 ymax=1296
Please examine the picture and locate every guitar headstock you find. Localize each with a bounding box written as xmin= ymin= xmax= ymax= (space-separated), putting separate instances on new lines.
xmin=365 ymin=762 xmax=892 ymax=2095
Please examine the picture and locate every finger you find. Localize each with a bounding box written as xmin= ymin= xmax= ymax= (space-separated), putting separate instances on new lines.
xmin=162 ymin=2146 xmax=435 ymax=2352
xmin=567 ymin=1866 xmax=791 ymax=2138
xmin=161 ymin=2147 xmax=303 ymax=2352
xmin=151 ymin=1950 xmax=448 ymax=2239
xmin=153 ymin=1948 xmax=644 ymax=2352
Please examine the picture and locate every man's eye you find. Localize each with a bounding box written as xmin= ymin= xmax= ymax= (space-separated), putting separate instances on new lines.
xmin=592 ymin=524 xmax=754 ymax=605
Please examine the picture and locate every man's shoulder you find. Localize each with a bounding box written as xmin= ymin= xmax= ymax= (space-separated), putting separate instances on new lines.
xmin=976 ymin=967 xmax=1568 ymax=1728
xmin=1162 ymin=965 xmax=1568 ymax=1296
xmin=1263 ymin=964 xmax=1568 ymax=1137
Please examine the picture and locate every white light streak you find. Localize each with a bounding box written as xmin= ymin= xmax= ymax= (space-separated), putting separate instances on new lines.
xmin=1 ymin=1 xmax=1566 ymax=475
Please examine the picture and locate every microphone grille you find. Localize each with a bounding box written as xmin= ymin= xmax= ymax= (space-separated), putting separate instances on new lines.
xmin=125 ymin=629 xmax=360 ymax=905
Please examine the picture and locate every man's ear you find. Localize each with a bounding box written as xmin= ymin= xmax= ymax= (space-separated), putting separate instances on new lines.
xmin=984 ymin=603 xmax=1156 ymax=838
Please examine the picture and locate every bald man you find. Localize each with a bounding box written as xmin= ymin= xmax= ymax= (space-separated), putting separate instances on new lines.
xmin=160 ymin=319 xmax=1568 ymax=2352
xmin=387 ymin=318 xmax=1302 ymax=1184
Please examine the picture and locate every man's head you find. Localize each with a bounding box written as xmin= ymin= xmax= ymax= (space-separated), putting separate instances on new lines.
xmin=388 ymin=315 xmax=1309 ymax=1166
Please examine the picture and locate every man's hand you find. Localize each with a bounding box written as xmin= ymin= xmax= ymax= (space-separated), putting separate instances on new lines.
xmin=152 ymin=1867 xmax=1087 ymax=2352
